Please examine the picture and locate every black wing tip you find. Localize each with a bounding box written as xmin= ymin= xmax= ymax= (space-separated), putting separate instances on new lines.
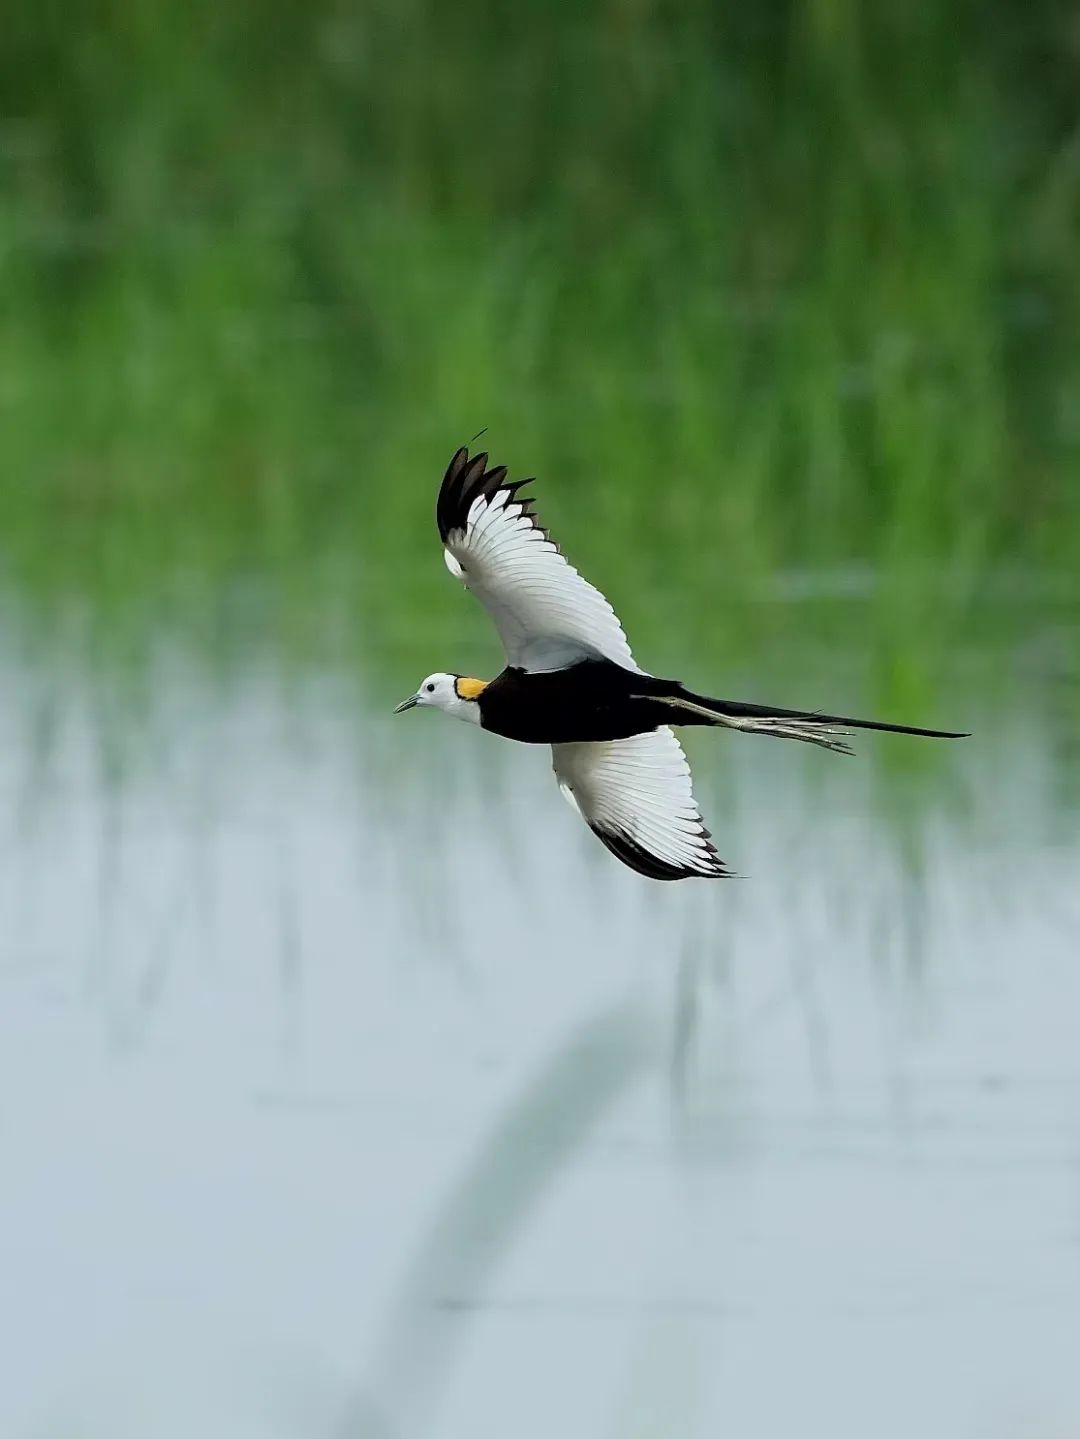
xmin=591 ymin=825 xmax=732 ymax=882
xmin=436 ymin=442 xmax=541 ymax=543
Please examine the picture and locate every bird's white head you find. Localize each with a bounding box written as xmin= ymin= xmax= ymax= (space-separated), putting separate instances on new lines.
xmin=393 ymin=672 xmax=485 ymax=724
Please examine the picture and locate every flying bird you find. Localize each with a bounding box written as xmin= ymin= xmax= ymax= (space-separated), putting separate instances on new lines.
xmin=394 ymin=447 xmax=967 ymax=880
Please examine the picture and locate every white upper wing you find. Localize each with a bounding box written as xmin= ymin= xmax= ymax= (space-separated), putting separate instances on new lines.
xmin=436 ymin=447 xmax=641 ymax=674
xmin=552 ymin=727 xmax=729 ymax=881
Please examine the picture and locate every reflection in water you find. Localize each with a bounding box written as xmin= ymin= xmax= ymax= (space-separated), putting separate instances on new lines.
xmin=1 ymin=630 xmax=1079 ymax=1439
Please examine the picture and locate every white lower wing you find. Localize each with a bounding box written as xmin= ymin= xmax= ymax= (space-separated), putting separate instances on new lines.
xmin=552 ymin=728 xmax=729 ymax=881
xmin=437 ymin=447 xmax=641 ymax=674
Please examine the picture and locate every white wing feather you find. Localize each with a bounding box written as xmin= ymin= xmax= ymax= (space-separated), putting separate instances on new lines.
xmin=552 ymin=727 xmax=728 ymax=880
xmin=437 ymin=450 xmax=640 ymax=674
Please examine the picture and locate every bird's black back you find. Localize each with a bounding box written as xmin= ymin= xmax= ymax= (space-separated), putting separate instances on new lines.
xmin=478 ymin=660 xmax=673 ymax=745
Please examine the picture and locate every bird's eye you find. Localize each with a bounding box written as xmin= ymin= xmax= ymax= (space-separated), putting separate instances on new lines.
xmin=426 ymin=683 xmax=436 ymax=693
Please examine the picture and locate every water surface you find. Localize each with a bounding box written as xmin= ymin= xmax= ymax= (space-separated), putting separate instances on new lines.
xmin=1 ymin=598 xmax=1078 ymax=1439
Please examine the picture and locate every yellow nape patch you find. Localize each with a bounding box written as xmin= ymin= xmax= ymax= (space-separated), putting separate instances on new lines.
xmin=454 ymin=676 xmax=488 ymax=701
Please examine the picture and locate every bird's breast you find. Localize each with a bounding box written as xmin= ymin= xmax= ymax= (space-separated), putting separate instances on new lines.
xmin=478 ymin=661 xmax=660 ymax=745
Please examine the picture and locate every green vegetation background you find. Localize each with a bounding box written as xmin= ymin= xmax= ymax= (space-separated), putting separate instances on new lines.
xmin=2 ymin=2 xmax=1078 ymax=687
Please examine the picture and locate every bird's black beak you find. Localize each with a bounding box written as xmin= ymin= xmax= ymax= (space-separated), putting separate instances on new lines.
xmin=393 ymin=695 xmax=419 ymax=714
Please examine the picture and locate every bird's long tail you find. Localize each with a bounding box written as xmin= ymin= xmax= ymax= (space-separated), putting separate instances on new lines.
xmin=646 ymin=686 xmax=968 ymax=755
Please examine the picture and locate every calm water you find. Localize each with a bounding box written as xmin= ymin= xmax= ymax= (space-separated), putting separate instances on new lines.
xmin=1 ymin=602 xmax=1079 ymax=1439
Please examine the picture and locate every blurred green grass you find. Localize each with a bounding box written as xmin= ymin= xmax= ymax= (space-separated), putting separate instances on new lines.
xmin=1 ymin=1 xmax=1078 ymax=688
